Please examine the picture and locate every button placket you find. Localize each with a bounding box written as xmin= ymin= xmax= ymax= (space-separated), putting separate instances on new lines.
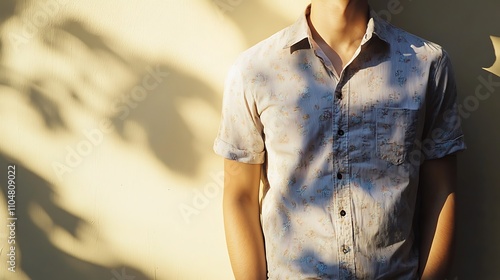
xmin=334 ymin=78 xmax=356 ymax=276
xmin=335 ymin=188 xmax=355 ymax=273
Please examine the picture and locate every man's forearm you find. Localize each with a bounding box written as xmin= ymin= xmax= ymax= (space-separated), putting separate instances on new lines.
xmin=223 ymin=195 xmax=267 ymax=280
xmin=419 ymin=192 xmax=455 ymax=280
xmin=418 ymin=156 xmax=457 ymax=279
xmin=222 ymin=159 xmax=267 ymax=280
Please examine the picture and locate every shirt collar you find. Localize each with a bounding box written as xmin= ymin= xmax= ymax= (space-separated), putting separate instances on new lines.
xmin=366 ymin=9 xmax=392 ymax=44
xmin=284 ymin=5 xmax=392 ymax=53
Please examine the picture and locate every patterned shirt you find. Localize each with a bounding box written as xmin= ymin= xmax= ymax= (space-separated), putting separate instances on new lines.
xmin=214 ymin=6 xmax=466 ymax=279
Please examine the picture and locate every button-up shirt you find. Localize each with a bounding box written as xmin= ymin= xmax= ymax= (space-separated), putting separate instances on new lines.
xmin=214 ymin=6 xmax=466 ymax=279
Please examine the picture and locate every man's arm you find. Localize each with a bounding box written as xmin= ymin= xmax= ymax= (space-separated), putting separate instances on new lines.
xmin=418 ymin=155 xmax=457 ymax=279
xmin=223 ymin=159 xmax=267 ymax=280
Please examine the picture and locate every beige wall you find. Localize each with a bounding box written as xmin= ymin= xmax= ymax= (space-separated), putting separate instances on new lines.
xmin=0 ymin=0 xmax=498 ymax=279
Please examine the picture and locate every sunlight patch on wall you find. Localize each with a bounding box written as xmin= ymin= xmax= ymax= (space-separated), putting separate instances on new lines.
xmin=258 ymin=0 xmax=311 ymax=22
xmin=29 ymin=203 xmax=115 ymax=266
xmin=63 ymin=0 xmax=247 ymax=93
xmin=177 ymin=97 xmax=220 ymax=147
xmin=0 ymin=86 xmax=75 ymax=182
xmin=35 ymin=135 xmax=202 ymax=279
xmin=484 ymin=36 xmax=500 ymax=77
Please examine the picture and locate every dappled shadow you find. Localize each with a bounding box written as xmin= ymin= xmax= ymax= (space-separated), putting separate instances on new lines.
xmin=0 ymin=1 xmax=222 ymax=279
xmin=0 ymin=0 xmax=14 ymax=58
xmin=0 ymin=154 xmax=150 ymax=280
xmin=1 ymin=9 xmax=218 ymax=175
xmin=0 ymin=0 xmax=15 ymax=24
xmin=46 ymin=19 xmax=218 ymax=176
xmin=214 ymin=0 xmax=293 ymax=47
xmin=249 ymin=16 xmax=428 ymax=277
xmin=27 ymin=81 xmax=68 ymax=130
xmin=54 ymin=19 xmax=134 ymax=67
xmin=108 ymin=63 xmax=219 ymax=176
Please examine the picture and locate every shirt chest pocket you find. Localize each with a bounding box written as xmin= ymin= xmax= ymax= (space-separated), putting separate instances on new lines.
xmin=375 ymin=108 xmax=419 ymax=165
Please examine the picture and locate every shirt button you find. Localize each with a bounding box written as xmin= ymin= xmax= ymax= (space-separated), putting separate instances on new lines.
xmin=338 ymin=130 xmax=344 ymax=136
xmin=342 ymin=245 xmax=350 ymax=254
xmin=340 ymin=210 xmax=346 ymax=216
xmin=337 ymin=172 xmax=343 ymax=180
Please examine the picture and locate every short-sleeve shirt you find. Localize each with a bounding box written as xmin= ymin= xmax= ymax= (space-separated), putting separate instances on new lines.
xmin=214 ymin=5 xmax=466 ymax=279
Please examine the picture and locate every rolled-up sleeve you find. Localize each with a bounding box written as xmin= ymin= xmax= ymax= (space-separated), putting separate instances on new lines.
xmin=213 ymin=62 xmax=265 ymax=164
xmin=422 ymin=50 xmax=466 ymax=160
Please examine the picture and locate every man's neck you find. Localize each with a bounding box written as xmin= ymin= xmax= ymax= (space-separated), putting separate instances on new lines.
xmin=310 ymin=0 xmax=369 ymax=48
xmin=308 ymin=0 xmax=369 ymax=73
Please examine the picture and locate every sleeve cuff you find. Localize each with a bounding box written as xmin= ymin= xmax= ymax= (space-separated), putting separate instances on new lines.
xmin=424 ymin=135 xmax=467 ymax=160
xmin=213 ymin=138 xmax=265 ymax=164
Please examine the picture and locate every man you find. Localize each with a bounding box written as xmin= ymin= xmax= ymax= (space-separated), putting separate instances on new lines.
xmin=214 ymin=0 xmax=466 ymax=279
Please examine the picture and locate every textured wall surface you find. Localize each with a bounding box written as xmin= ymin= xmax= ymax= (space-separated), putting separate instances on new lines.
xmin=0 ymin=0 xmax=498 ymax=279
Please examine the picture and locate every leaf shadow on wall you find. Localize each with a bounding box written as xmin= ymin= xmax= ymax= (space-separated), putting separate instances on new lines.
xmin=0 ymin=2 xmax=220 ymax=280
xmin=217 ymin=1 xmax=294 ymax=47
xmin=0 ymin=155 xmax=150 ymax=280
xmin=0 ymin=8 xmax=151 ymax=278
xmin=107 ymin=66 xmax=221 ymax=178
xmin=55 ymin=19 xmax=219 ymax=177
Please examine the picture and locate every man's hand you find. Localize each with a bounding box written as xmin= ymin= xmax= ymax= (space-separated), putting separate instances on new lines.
xmin=223 ymin=159 xmax=267 ymax=280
